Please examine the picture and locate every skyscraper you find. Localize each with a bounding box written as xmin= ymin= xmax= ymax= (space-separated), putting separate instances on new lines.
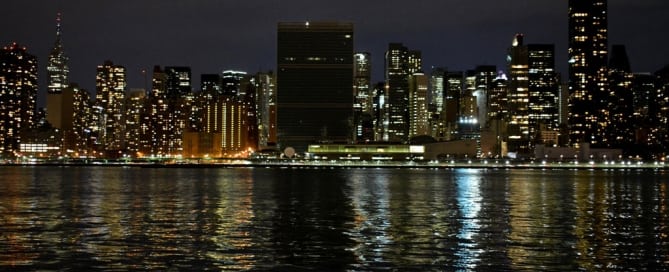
xmin=277 ymin=21 xmax=354 ymax=151
xmin=165 ymin=66 xmax=191 ymax=99
xmin=255 ymin=71 xmax=277 ymax=149
xmin=95 ymin=60 xmax=126 ymax=152
xmin=46 ymin=13 xmax=70 ymax=129
xmin=0 ymin=43 xmax=38 ymax=156
xmin=527 ymin=44 xmax=559 ymax=136
xmin=507 ymin=34 xmax=530 ymax=152
xmin=221 ymin=70 xmax=247 ymax=96
xmin=409 ymin=73 xmax=429 ymax=137
xmin=165 ymin=66 xmax=193 ymax=155
xmin=607 ymin=45 xmax=634 ymax=148
xmin=145 ymin=66 xmax=170 ymax=156
xmin=354 ymin=52 xmax=373 ymax=142
xmin=507 ymin=34 xmax=559 ymax=151
xmin=124 ymin=88 xmax=146 ymax=155
xmin=385 ymin=43 xmax=422 ymax=142
xmin=47 ymin=13 xmax=69 ymax=94
xmin=372 ymin=82 xmax=388 ymax=141
xmin=428 ymin=68 xmax=446 ymax=140
xmin=568 ymin=0 xmax=608 ymax=147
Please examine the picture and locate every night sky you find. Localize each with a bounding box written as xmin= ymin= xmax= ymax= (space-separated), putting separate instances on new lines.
xmin=2 ymin=0 xmax=668 ymax=106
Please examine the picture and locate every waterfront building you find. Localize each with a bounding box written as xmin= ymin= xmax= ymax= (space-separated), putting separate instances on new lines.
xmin=277 ymin=21 xmax=354 ymax=151
xmin=56 ymin=83 xmax=93 ymax=155
xmin=527 ymin=44 xmax=559 ymax=138
xmin=124 ymin=88 xmax=146 ymax=155
xmin=488 ymin=72 xmax=509 ymax=156
xmin=95 ymin=60 xmax=126 ymax=152
xmin=459 ymin=70 xmax=480 ymax=143
xmin=409 ymin=73 xmax=429 ymax=137
xmin=507 ymin=34 xmax=530 ymax=152
xmin=441 ymin=71 xmax=463 ymax=141
xmin=201 ymin=95 xmax=251 ymax=157
xmin=0 ymin=43 xmax=38 ymax=156
xmin=473 ymin=65 xmax=496 ymax=131
xmin=385 ymin=43 xmax=422 ymax=142
xmin=655 ymin=66 xmax=669 ymax=153
xmin=607 ymin=45 xmax=635 ymax=149
xmin=428 ymin=68 xmax=446 ymax=140
xmin=307 ymin=139 xmax=477 ymax=161
xmin=568 ymin=0 xmax=609 ymax=147
xmin=354 ymin=52 xmax=373 ymax=142
xmin=144 ymin=66 xmax=170 ymax=156
xmin=507 ymin=34 xmax=559 ymax=152
xmin=167 ymin=66 xmax=193 ymax=153
xmin=631 ymin=73 xmax=660 ymax=148
xmin=254 ymin=71 xmax=277 ymax=149
xmin=372 ymin=82 xmax=388 ymax=142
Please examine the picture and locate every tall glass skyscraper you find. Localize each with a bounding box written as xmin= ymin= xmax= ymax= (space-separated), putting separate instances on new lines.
xmin=277 ymin=21 xmax=354 ymax=152
xmin=385 ymin=43 xmax=421 ymax=143
xmin=568 ymin=0 xmax=608 ymax=147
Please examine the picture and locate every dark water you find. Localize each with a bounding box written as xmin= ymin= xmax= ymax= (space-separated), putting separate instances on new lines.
xmin=1 ymin=166 xmax=668 ymax=271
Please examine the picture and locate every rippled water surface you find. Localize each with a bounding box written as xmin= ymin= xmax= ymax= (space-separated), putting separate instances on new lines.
xmin=1 ymin=166 xmax=668 ymax=271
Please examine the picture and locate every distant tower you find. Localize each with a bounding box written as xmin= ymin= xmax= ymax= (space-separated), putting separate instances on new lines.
xmin=385 ymin=43 xmax=421 ymax=142
xmin=428 ymin=68 xmax=446 ymax=140
xmin=254 ymin=71 xmax=277 ymax=149
xmin=46 ymin=13 xmax=70 ymax=129
xmin=165 ymin=66 xmax=193 ymax=155
xmin=353 ymin=52 xmax=373 ymax=142
xmin=221 ymin=70 xmax=247 ymax=96
xmin=507 ymin=34 xmax=530 ymax=152
xmin=95 ymin=60 xmax=127 ymax=152
xmin=372 ymin=82 xmax=388 ymax=141
xmin=527 ymin=43 xmax=559 ymax=136
xmin=47 ymin=13 xmax=69 ymax=94
xmin=0 ymin=43 xmax=38 ymax=155
xmin=277 ymin=21 xmax=354 ymax=151
xmin=409 ymin=73 xmax=429 ymax=137
xmin=606 ymin=45 xmax=634 ymax=149
xmin=568 ymin=0 xmax=608 ymax=147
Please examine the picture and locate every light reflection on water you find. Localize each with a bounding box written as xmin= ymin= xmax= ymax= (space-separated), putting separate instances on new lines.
xmin=0 ymin=166 xmax=668 ymax=270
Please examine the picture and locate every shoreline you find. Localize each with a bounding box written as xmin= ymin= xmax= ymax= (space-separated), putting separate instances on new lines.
xmin=1 ymin=160 xmax=666 ymax=170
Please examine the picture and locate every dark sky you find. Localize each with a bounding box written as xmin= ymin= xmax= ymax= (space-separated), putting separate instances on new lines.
xmin=2 ymin=0 xmax=668 ymax=106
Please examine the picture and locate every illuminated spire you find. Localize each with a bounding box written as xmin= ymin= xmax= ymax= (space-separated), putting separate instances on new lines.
xmin=56 ymin=12 xmax=62 ymax=37
xmin=47 ymin=12 xmax=69 ymax=94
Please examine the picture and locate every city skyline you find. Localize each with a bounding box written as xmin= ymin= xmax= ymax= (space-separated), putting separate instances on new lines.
xmin=2 ymin=1 xmax=669 ymax=105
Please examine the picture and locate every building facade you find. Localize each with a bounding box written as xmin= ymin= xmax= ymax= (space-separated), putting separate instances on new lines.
xmin=353 ymin=52 xmax=373 ymax=142
xmin=95 ymin=60 xmax=127 ymax=152
xmin=46 ymin=13 xmax=70 ymax=130
xmin=568 ymin=0 xmax=609 ymax=147
xmin=409 ymin=73 xmax=429 ymax=137
xmin=277 ymin=21 xmax=354 ymax=152
xmin=0 ymin=43 xmax=38 ymax=156
xmin=385 ymin=43 xmax=422 ymax=142
xmin=255 ymin=71 xmax=277 ymax=149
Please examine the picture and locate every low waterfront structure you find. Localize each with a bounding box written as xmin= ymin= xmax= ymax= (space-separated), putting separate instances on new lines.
xmin=307 ymin=139 xmax=477 ymax=161
xmin=534 ymin=143 xmax=622 ymax=161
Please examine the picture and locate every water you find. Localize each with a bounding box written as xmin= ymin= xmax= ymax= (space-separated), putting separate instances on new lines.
xmin=1 ymin=166 xmax=668 ymax=271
